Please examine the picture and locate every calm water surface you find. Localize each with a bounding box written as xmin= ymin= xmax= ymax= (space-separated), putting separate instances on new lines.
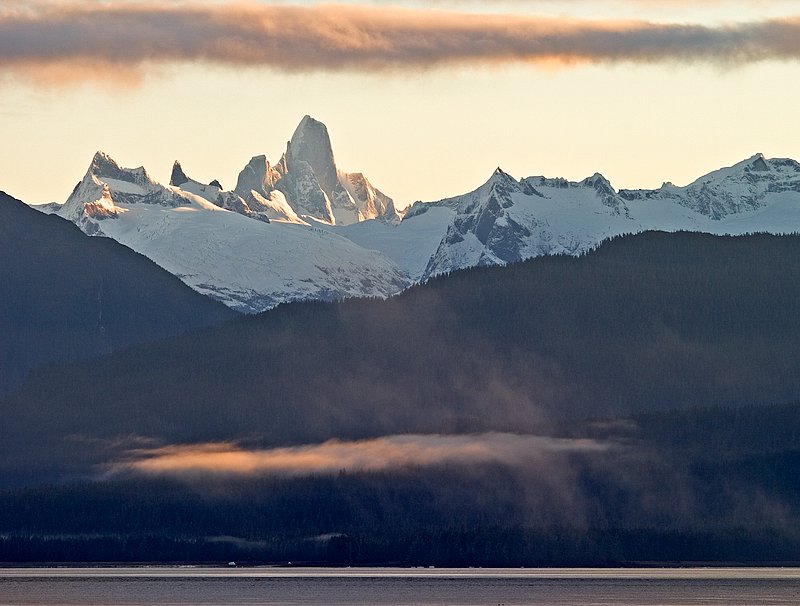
xmin=2 ymin=567 xmax=800 ymax=606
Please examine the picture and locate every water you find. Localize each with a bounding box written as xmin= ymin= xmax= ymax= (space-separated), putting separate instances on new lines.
xmin=2 ymin=567 xmax=800 ymax=605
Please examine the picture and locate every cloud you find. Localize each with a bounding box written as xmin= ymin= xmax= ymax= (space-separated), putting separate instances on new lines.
xmin=106 ymin=432 xmax=609 ymax=478
xmin=1 ymin=2 xmax=800 ymax=86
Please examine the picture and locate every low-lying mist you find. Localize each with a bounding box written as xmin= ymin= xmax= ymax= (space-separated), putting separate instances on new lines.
xmin=105 ymin=432 xmax=610 ymax=478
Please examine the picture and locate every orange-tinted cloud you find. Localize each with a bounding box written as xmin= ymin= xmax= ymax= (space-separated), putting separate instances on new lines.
xmin=1 ymin=2 xmax=800 ymax=87
xmin=107 ymin=433 xmax=609 ymax=478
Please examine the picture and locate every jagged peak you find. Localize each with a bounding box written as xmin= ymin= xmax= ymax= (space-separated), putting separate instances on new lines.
xmin=84 ymin=150 xmax=152 ymax=186
xmin=89 ymin=150 xmax=121 ymax=173
xmin=580 ymin=172 xmax=614 ymax=191
xmin=246 ymin=154 xmax=269 ymax=168
xmin=581 ymin=172 xmax=607 ymax=184
xmin=479 ymin=167 xmax=520 ymax=196
xmin=289 ymin=114 xmax=334 ymax=159
xmin=235 ymin=154 xmax=279 ymax=199
xmin=485 ymin=166 xmax=516 ymax=184
xmin=688 ymin=153 xmax=777 ymax=188
xmin=295 ymin=114 xmax=323 ymax=136
xmin=209 ymin=179 xmax=222 ymax=189
xmin=170 ymin=160 xmax=189 ymax=187
xmin=747 ymin=153 xmax=769 ymax=172
xmin=726 ymin=153 xmax=769 ymax=173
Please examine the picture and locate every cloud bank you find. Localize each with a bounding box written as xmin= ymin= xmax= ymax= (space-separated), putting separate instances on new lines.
xmin=107 ymin=432 xmax=609 ymax=478
xmin=1 ymin=2 xmax=800 ymax=85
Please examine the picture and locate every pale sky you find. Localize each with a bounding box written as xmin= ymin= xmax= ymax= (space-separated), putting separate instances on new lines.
xmin=1 ymin=1 xmax=800 ymax=209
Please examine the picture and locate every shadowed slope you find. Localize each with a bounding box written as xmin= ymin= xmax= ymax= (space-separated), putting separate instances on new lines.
xmin=0 ymin=191 xmax=236 ymax=397
xmin=5 ymin=231 xmax=800 ymax=484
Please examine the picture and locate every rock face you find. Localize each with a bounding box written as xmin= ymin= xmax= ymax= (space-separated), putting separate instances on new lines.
xmin=339 ymin=171 xmax=399 ymax=224
xmin=234 ymin=155 xmax=282 ymax=201
xmin=233 ymin=116 xmax=401 ymax=226
xmin=171 ymin=160 xmax=273 ymax=223
xmin=279 ymin=115 xmax=343 ymax=223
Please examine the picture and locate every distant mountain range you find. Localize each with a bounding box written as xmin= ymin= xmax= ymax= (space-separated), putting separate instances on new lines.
xmin=405 ymin=153 xmax=800 ymax=280
xmin=34 ymin=116 xmax=800 ymax=312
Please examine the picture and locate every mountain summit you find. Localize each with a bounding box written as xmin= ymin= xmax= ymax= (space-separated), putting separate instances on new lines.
xmin=282 ymin=115 xmax=342 ymax=222
xmin=233 ymin=115 xmax=400 ymax=225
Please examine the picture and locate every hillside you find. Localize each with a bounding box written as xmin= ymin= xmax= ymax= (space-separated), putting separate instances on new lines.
xmin=0 ymin=191 xmax=236 ymax=397
xmin=4 ymin=231 xmax=800 ymax=483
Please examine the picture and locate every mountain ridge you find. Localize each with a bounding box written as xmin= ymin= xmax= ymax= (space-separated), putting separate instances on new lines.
xmin=35 ymin=115 xmax=800 ymax=309
xmin=400 ymin=152 xmax=800 ymax=279
xmin=46 ymin=143 xmax=411 ymax=313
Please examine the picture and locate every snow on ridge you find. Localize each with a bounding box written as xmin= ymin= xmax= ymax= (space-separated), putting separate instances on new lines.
xmin=409 ymin=154 xmax=800 ymax=280
xmin=54 ymin=150 xmax=411 ymax=313
xmin=37 ymin=137 xmax=800 ymax=312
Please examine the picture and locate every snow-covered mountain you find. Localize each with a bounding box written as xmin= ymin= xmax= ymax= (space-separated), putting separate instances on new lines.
xmin=50 ymin=152 xmax=409 ymax=313
xmin=170 ymin=159 xmax=306 ymax=225
xmin=197 ymin=115 xmax=399 ymax=226
xmin=385 ymin=153 xmax=800 ymax=280
xmin=168 ymin=115 xmax=400 ymax=227
xmin=37 ymin=114 xmax=800 ymax=314
xmin=271 ymin=115 xmax=400 ymax=225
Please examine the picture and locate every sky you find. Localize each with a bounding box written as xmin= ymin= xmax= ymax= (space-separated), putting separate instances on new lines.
xmin=2 ymin=1 xmax=800 ymax=209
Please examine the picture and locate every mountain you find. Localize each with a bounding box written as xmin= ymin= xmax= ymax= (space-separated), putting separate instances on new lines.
xmin=619 ymin=153 xmax=800 ymax=218
xmin=393 ymin=153 xmax=800 ymax=280
xmin=168 ymin=116 xmax=400 ymax=228
xmin=6 ymin=231 xmax=800 ymax=483
xmin=169 ymin=160 xmax=276 ymax=224
xmin=49 ymin=152 xmax=410 ymax=313
xmin=233 ymin=115 xmax=401 ymax=225
xmin=0 ymin=190 xmax=236 ymax=397
xmin=4 ymin=231 xmax=800 ymax=563
xmin=41 ymin=119 xmax=800 ymax=310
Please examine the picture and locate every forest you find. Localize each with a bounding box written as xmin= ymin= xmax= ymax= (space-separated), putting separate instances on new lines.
xmin=2 ymin=402 xmax=800 ymax=564
xmin=3 ymin=231 xmax=800 ymax=563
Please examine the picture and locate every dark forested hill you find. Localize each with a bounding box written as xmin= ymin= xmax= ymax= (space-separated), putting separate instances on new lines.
xmin=4 ymin=230 xmax=800 ymax=482
xmin=5 ymin=229 xmax=800 ymax=564
xmin=3 ymin=401 xmax=800 ymax=565
xmin=0 ymin=192 xmax=236 ymax=397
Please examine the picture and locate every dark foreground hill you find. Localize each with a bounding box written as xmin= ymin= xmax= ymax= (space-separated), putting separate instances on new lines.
xmin=4 ymin=230 xmax=800 ymax=564
xmin=4 ymin=230 xmax=800 ymax=479
xmin=0 ymin=192 xmax=236 ymax=397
